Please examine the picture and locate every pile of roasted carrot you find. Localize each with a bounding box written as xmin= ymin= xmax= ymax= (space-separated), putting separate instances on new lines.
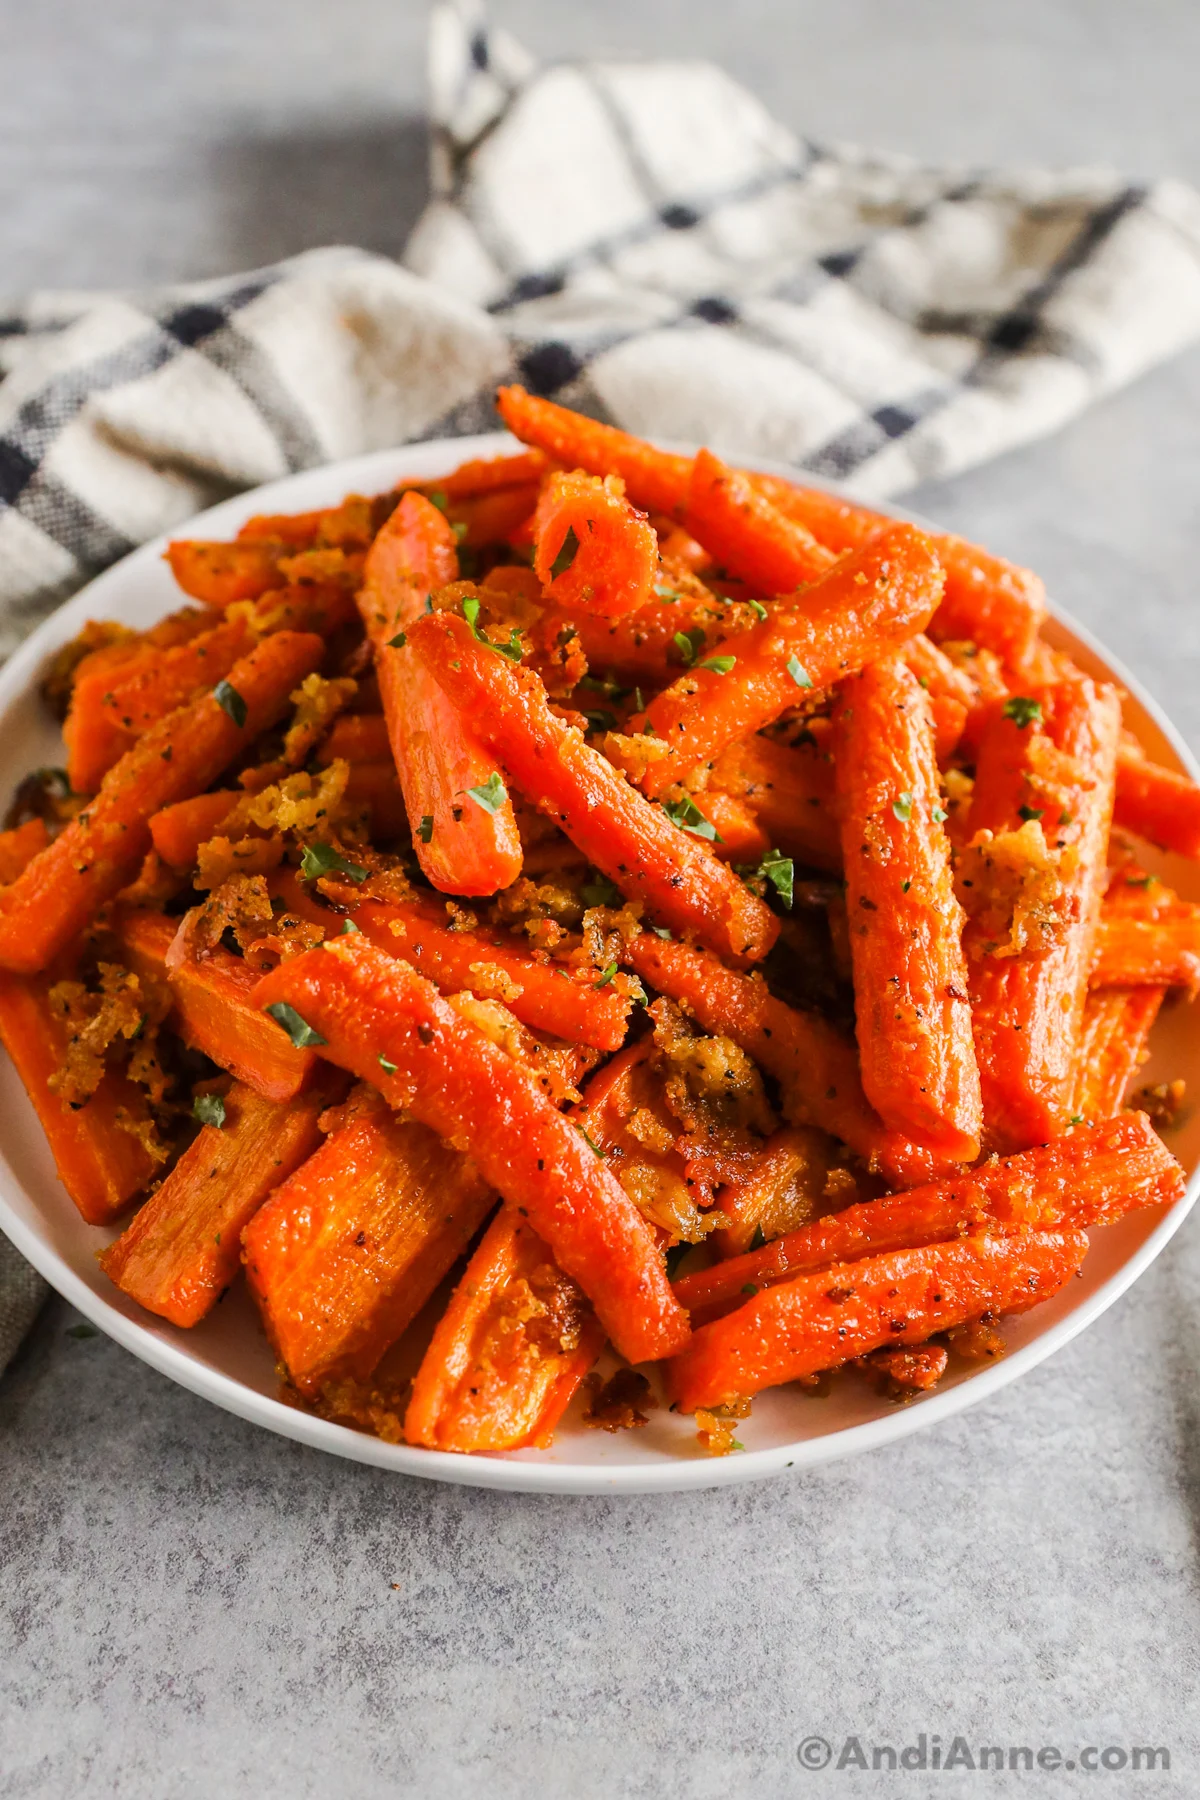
xmin=1 ymin=385 xmax=1195 ymax=1457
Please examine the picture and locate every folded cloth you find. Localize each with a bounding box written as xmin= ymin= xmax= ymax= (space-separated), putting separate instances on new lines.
xmin=4 ymin=0 xmax=1200 ymax=1366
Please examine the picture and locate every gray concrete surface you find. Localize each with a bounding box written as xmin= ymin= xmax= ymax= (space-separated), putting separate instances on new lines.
xmin=3 ymin=3 xmax=1200 ymax=1796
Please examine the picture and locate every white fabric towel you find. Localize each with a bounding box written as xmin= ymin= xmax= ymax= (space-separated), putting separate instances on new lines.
xmin=4 ymin=0 xmax=1200 ymax=1367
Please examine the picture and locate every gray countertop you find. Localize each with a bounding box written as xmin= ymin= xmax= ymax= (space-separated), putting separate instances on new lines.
xmin=3 ymin=3 xmax=1199 ymax=1795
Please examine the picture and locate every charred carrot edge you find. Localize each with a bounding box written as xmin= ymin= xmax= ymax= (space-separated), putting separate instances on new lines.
xmin=406 ymin=612 xmax=778 ymax=965
xmin=834 ymin=655 xmax=981 ymax=1160
xmin=674 ymin=1111 xmax=1182 ymax=1319
xmin=424 ymin=449 xmax=551 ymax=500
xmin=405 ymin=1208 xmax=606 ymax=1453
xmin=667 ymin=1229 xmax=1087 ymax=1410
xmin=1114 ymin=742 xmax=1200 ymax=859
xmin=965 ymin=678 xmax=1122 ymax=1152
xmin=624 ymin=933 xmax=952 ymax=1189
xmin=115 ymin=909 xmax=317 ymax=1103
xmin=496 ymin=385 xmax=691 ymax=518
xmin=0 ymin=631 xmax=324 ymax=977
xmin=708 ymin=734 xmax=840 ymax=872
xmin=683 ymin=448 xmax=837 ymax=593
xmin=251 ymin=938 xmax=690 ymax=1364
xmin=314 ymin=711 xmax=391 ymax=766
xmin=0 ymin=972 xmax=159 ymax=1224
xmin=164 ymin=539 xmax=289 ymax=609
xmin=1090 ymin=912 xmax=1200 ymax=988
xmin=0 ymin=818 xmax=50 ymax=885
xmin=243 ymin=1106 xmax=496 ymax=1393
xmin=532 ymin=471 xmax=658 ymax=620
xmin=637 ymin=524 xmax=946 ymax=796
xmin=100 ymin=1077 xmax=333 ymax=1327
xmin=358 ymin=491 xmax=523 ymax=896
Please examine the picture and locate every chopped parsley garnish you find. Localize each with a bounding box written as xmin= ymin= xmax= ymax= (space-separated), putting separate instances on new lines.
xmin=213 ymin=680 xmax=247 ymax=728
xmin=466 ymin=772 xmax=508 ymax=815
xmin=739 ymin=847 xmax=794 ymax=910
xmin=550 ymin=525 xmax=581 ymax=579
xmin=1003 ymin=696 xmax=1043 ymax=730
xmin=661 ymin=795 xmax=722 ymax=842
xmin=698 ymin=654 xmax=736 ymax=675
xmin=193 ymin=1093 xmax=226 ymax=1129
xmin=932 ymin=804 xmax=948 ymax=824
xmin=581 ymin=875 xmax=620 ymax=909
xmin=892 ymin=792 xmax=914 ymax=822
xmin=1018 ymin=805 xmax=1044 ymax=823
xmin=378 ymin=1054 xmax=398 ymax=1076
xmin=462 ymin=596 xmax=523 ymax=662
xmin=673 ymin=627 xmax=706 ymax=667
xmin=786 ymin=656 xmax=813 ymax=689
xmin=417 ymin=815 xmax=434 ymax=843
xmin=264 ymin=1002 xmax=327 ymax=1048
xmin=300 ymin=841 xmax=368 ymax=884
xmin=748 ymin=599 xmax=768 ymax=620
xmin=387 ymin=631 xmax=407 ymax=648
xmin=577 ymin=1126 xmax=605 ymax=1158
xmin=749 ymin=1223 xmax=768 ymax=1251
xmin=654 ymin=580 xmax=681 ymax=603
xmin=339 ymin=919 xmax=361 ymax=935
xmin=593 ymin=961 xmax=618 ymax=988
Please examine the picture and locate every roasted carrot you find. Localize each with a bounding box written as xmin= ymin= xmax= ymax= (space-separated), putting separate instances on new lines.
xmin=701 ymin=791 xmax=771 ymax=863
xmin=707 ymin=1126 xmax=862 ymax=1259
xmin=341 ymin=764 xmax=410 ymax=840
xmin=358 ymin=491 xmax=523 ymax=896
xmin=683 ymin=449 xmax=837 ymax=593
xmin=405 ymin=1208 xmax=605 ymax=1452
xmin=116 ymin=909 xmax=318 ymax=1103
xmin=963 ymin=678 xmax=1122 ymax=1151
xmin=165 ymin=539 xmax=288 ymax=609
xmin=834 ymin=654 xmax=981 ymax=1160
xmin=0 ymin=972 xmax=159 ymax=1224
xmin=667 ymin=1228 xmax=1087 ymax=1410
xmin=574 ymin=1040 xmax=720 ymax=1238
xmin=313 ymin=711 xmax=391 ymax=766
xmin=902 ymin=633 xmax=975 ymax=762
xmin=449 ymin=484 xmax=541 ymax=550
xmin=496 ymin=385 xmax=691 ymax=517
xmin=251 ymin=938 xmax=690 ymax=1363
xmin=426 ymin=449 xmax=552 ymax=500
xmin=1090 ymin=910 xmax=1200 ymax=988
xmin=708 ymin=733 xmax=840 ymax=872
xmin=149 ymin=791 xmax=242 ymax=871
xmin=63 ymin=609 xmax=212 ymax=793
xmin=406 ymin=611 xmax=779 ymax=964
xmin=673 ymin=1110 xmax=1182 ymax=1318
xmin=237 ymin=508 xmax=326 ymax=547
xmin=636 ymin=523 xmax=945 ymax=796
xmin=243 ymin=1100 xmax=497 ymax=1392
xmin=1072 ymin=988 xmax=1164 ymax=1124
xmin=531 ymin=471 xmax=658 ymax=620
xmin=625 ymin=933 xmax=950 ymax=1188
xmin=1114 ymin=741 xmax=1200 ymax=859
xmin=0 ymin=630 xmax=324 ymax=976
xmin=100 ymin=1077 xmax=332 ymax=1327
xmin=0 ymin=818 xmax=49 ymax=885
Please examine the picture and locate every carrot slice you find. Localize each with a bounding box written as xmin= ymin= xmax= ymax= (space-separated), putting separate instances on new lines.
xmin=116 ymin=909 xmax=318 ymax=1103
xmin=496 ymin=385 xmax=691 ymax=517
xmin=406 ymin=611 xmax=779 ymax=964
xmin=833 ymin=654 xmax=981 ymax=1160
xmin=358 ymin=491 xmax=523 ymax=896
xmin=683 ymin=449 xmax=837 ymax=592
xmin=405 ymin=1208 xmax=605 ymax=1452
xmin=625 ymin=933 xmax=952 ymax=1188
xmin=0 ymin=818 xmax=49 ymax=885
xmin=636 ymin=523 xmax=945 ymax=796
xmin=251 ymin=938 xmax=691 ymax=1364
xmin=1090 ymin=910 xmax=1200 ymax=988
xmin=0 ymin=971 xmax=160 ymax=1225
xmin=532 ymin=472 xmax=659 ymax=619
xmin=0 ymin=630 xmax=324 ymax=976
xmin=100 ymin=1077 xmax=332 ymax=1327
xmin=1114 ymin=741 xmax=1200 ymax=859
xmin=963 ymin=678 xmax=1121 ymax=1151
xmin=674 ymin=1110 xmax=1181 ymax=1318
xmin=708 ymin=733 xmax=840 ymax=872
xmin=164 ymin=539 xmax=288 ymax=609
xmin=667 ymin=1229 xmax=1088 ymax=1410
xmin=243 ymin=1101 xmax=497 ymax=1393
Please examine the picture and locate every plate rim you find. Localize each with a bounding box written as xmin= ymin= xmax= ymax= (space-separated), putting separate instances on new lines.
xmin=1 ymin=430 xmax=1196 ymax=1495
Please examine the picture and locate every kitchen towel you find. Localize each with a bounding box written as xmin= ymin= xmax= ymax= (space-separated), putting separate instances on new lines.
xmin=3 ymin=0 xmax=1200 ymax=1363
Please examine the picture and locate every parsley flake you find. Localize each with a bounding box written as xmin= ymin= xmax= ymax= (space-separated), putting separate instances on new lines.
xmin=739 ymin=847 xmax=793 ymax=909
xmin=300 ymin=841 xmax=368 ymax=884
xmin=661 ymin=795 xmax=722 ymax=842
xmin=594 ymin=961 xmax=618 ymax=988
xmin=550 ymin=526 xmax=581 ymax=579
xmin=193 ymin=1092 xmax=226 ymax=1130
xmin=577 ymin=1126 xmax=605 ymax=1158
xmin=892 ymin=792 xmax=914 ymax=822
xmin=698 ymin=654 xmax=736 ymax=676
xmin=1018 ymin=805 xmax=1044 ymax=823
xmin=378 ymin=1054 xmax=398 ymax=1076
xmin=748 ymin=600 xmax=768 ymax=620
xmin=214 ymin=680 xmax=247 ymax=728
xmin=462 ymin=596 xmax=524 ymax=662
xmin=387 ymin=631 xmax=407 ymax=648
xmin=466 ymin=772 xmax=508 ymax=815
xmin=417 ymin=815 xmax=434 ymax=843
xmin=339 ymin=919 xmax=361 ymax=935
xmin=264 ymin=1002 xmax=326 ymax=1049
xmin=673 ymin=627 xmax=706 ymax=667
xmin=932 ymin=804 xmax=948 ymax=824
xmin=786 ymin=656 xmax=813 ymax=689
xmin=1003 ymin=696 xmax=1043 ymax=730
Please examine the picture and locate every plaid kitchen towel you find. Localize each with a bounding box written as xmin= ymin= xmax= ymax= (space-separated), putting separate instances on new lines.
xmin=4 ymin=0 xmax=1200 ymax=1362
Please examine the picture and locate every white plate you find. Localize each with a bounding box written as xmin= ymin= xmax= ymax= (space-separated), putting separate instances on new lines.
xmin=1 ymin=432 xmax=1196 ymax=1494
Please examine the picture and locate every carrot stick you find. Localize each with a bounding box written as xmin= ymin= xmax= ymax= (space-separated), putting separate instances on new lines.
xmin=496 ymin=385 xmax=691 ymax=517
xmin=358 ymin=491 xmax=523 ymax=896
xmin=708 ymin=734 xmax=840 ymax=872
xmin=0 ymin=630 xmax=324 ymax=976
xmin=100 ymin=1077 xmax=332 ymax=1327
xmin=625 ymin=933 xmax=952 ymax=1188
xmin=405 ymin=1208 xmax=605 ymax=1452
xmin=541 ymin=586 xmax=753 ymax=686
xmin=964 ymin=678 xmax=1122 ymax=1151
xmin=902 ymin=633 xmax=975 ymax=761
xmin=237 ymin=508 xmax=326 ymax=547
xmin=314 ymin=712 xmax=391 ymax=766
xmin=149 ymin=791 xmax=241 ymax=871
xmin=251 ymin=938 xmax=691 ymax=1364
xmin=702 ymin=791 xmax=770 ymax=864
xmin=834 ymin=654 xmax=981 ymax=1160
xmin=116 ymin=909 xmax=318 ymax=1103
xmin=0 ymin=972 xmax=159 ymax=1224
xmin=63 ymin=610 xmax=212 ymax=794
xmin=427 ymin=449 xmax=551 ymax=499
xmin=243 ymin=1101 xmax=497 ymax=1392
xmin=667 ymin=1229 xmax=1088 ymax=1409
xmin=636 ymin=523 xmax=945 ymax=796
xmin=1114 ymin=741 xmax=1200 ymax=859
xmin=683 ymin=449 xmax=837 ymax=592
xmin=165 ymin=539 xmax=288 ymax=608
xmin=673 ymin=1110 xmax=1181 ymax=1318
xmin=246 ymin=580 xmax=359 ymax=638
xmin=0 ymin=818 xmax=49 ymax=885
xmin=448 ymin=484 xmax=540 ymax=550
xmin=532 ymin=471 xmax=658 ymax=619
xmin=406 ymin=612 xmax=779 ymax=964
xmin=341 ymin=764 xmax=410 ymax=840
xmin=1090 ymin=911 xmax=1200 ymax=988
